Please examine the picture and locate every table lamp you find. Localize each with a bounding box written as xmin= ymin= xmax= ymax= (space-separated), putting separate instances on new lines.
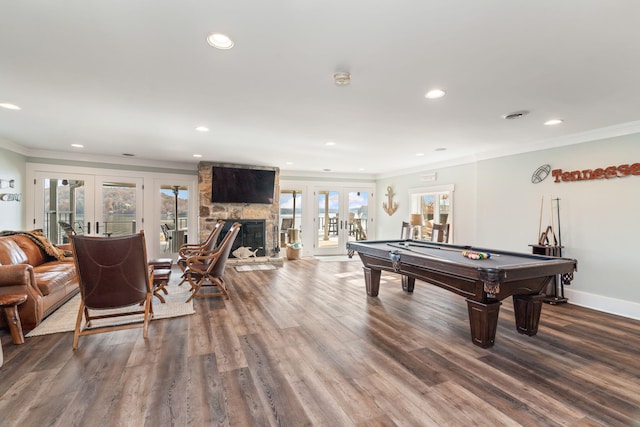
xmin=410 ymin=214 xmax=424 ymax=239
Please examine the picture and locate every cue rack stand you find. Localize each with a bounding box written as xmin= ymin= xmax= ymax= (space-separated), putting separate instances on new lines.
xmin=529 ymin=197 xmax=569 ymax=304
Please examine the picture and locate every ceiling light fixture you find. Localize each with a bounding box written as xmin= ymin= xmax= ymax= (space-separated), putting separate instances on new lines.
xmin=333 ymin=72 xmax=351 ymax=86
xmin=544 ymin=119 xmax=563 ymax=126
xmin=70 ymin=143 xmax=84 ymax=148
xmin=207 ymin=33 xmax=234 ymax=49
xmin=0 ymin=103 xmax=21 ymax=110
xmin=325 ymin=141 xmax=336 ymax=146
xmin=425 ymin=89 xmax=446 ymax=99
xmin=193 ymin=154 xmax=203 ymax=158
xmin=416 ymin=153 xmax=425 ymax=157
xmin=195 ymin=126 xmax=209 ymax=132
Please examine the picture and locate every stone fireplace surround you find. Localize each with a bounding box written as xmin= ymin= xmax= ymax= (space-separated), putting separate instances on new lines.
xmin=197 ymin=162 xmax=282 ymax=263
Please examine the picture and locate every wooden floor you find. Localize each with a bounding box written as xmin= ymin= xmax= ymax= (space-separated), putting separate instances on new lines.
xmin=1 ymin=258 xmax=639 ymax=426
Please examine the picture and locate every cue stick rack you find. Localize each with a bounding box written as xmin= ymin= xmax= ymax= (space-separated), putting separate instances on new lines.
xmin=529 ymin=197 xmax=568 ymax=305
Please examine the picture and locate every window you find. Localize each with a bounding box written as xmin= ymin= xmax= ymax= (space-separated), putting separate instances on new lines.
xmin=409 ymin=184 xmax=454 ymax=242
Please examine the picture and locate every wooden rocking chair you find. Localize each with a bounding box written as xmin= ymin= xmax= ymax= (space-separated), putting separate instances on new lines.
xmin=182 ymin=222 xmax=242 ymax=302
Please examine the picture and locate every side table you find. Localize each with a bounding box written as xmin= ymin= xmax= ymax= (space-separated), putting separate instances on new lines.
xmin=0 ymin=293 xmax=28 ymax=344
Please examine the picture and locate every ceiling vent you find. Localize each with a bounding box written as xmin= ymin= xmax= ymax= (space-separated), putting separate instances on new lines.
xmin=502 ymin=110 xmax=529 ymax=120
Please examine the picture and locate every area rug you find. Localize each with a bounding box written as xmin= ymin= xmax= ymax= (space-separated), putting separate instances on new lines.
xmin=235 ymin=264 xmax=277 ymax=272
xmin=26 ymin=281 xmax=195 ymax=337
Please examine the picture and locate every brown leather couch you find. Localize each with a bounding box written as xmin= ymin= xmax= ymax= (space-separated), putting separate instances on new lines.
xmin=0 ymin=231 xmax=79 ymax=331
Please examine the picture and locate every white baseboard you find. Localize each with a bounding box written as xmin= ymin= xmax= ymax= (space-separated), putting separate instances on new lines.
xmin=564 ymin=288 xmax=640 ymax=321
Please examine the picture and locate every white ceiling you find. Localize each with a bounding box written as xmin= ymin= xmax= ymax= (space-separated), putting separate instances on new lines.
xmin=2 ymin=1 xmax=640 ymax=177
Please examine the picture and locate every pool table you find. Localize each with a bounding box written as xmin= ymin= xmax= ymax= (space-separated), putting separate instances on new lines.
xmin=346 ymin=239 xmax=577 ymax=348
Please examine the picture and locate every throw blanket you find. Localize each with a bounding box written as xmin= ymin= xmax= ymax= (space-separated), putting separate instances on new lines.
xmin=0 ymin=229 xmax=73 ymax=261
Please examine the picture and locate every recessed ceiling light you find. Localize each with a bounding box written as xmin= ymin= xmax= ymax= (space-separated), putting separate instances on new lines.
xmin=425 ymin=89 xmax=446 ymax=99
xmin=416 ymin=153 xmax=425 ymax=157
xmin=544 ymin=119 xmax=563 ymax=126
xmin=193 ymin=154 xmax=203 ymax=158
xmin=206 ymin=33 xmax=234 ymax=49
xmin=0 ymin=103 xmax=21 ymax=110
xmin=286 ymin=161 xmax=293 ymax=165
xmin=325 ymin=141 xmax=336 ymax=146
xmin=70 ymin=144 xmax=84 ymax=148
xmin=195 ymin=126 xmax=209 ymax=132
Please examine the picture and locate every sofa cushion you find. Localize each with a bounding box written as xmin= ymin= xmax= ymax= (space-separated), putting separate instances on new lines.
xmin=33 ymin=262 xmax=76 ymax=296
xmin=0 ymin=237 xmax=29 ymax=265
xmin=11 ymin=235 xmax=48 ymax=266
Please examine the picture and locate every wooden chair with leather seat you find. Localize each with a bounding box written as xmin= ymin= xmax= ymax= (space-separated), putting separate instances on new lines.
xmin=401 ymin=221 xmax=413 ymax=240
xmin=431 ymin=223 xmax=450 ymax=243
xmin=182 ymin=222 xmax=242 ymax=303
xmin=70 ymin=231 xmax=153 ymax=350
xmin=176 ymin=220 xmax=225 ymax=275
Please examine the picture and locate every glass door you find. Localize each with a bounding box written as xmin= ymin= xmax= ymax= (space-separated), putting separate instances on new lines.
xmin=158 ymin=184 xmax=189 ymax=254
xmin=36 ymin=174 xmax=92 ymax=245
xmin=96 ymin=177 xmax=143 ymax=237
xmin=314 ymin=187 xmax=372 ymax=256
xmin=34 ymin=172 xmax=143 ymax=243
xmin=315 ymin=190 xmax=341 ymax=255
xmin=279 ymin=189 xmax=303 ymax=247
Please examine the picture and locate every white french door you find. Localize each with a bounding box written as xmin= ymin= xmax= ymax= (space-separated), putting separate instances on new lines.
xmin=313 ymin=186 xmax=373 ymax=256
xmin=33 ymin=171 xmax=143 ymax=244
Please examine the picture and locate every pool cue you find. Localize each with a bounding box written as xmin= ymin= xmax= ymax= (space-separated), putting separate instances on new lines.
xmin=555 ymin=197 xmax=567 ymax=300
xmin=389 ymin=241 xmax=500 ymax=257
xmin=387 ymin=243 xmax=450 ymax=260
xmin=538 ymin=196 xmax=544 ymax=244
xmin=549 ymin=195 xmax=555 ymax=245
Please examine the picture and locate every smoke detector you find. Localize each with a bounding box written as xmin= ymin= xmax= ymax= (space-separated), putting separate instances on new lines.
xmin=333 ymin=72 xmax=351 ymax=86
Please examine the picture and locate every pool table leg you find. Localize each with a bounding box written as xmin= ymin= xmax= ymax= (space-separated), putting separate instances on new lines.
xmin=362 ymin=266 xmax=381 ymax=296
xmin=401 ymin=276 xmax=415 ymax=293
xmin=512 ymin=294 xmax=545 ymax=336
xmin=466 ymin=299 xmax=502 ymax=348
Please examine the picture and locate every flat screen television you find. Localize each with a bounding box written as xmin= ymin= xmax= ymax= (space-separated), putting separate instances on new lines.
xmin=211 ymin=166 xmax=276 ymax=204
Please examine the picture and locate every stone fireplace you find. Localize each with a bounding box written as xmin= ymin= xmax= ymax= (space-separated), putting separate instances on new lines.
xmin=198 ymin=162 xmax=280 ymax=258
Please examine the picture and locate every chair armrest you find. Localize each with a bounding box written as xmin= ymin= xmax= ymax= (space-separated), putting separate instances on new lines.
xmin=0 ymin=264 xmax=41 ymax=295
xmin=185 ymin=250 xmax=223 ymax=274
xmin=178 ymin=245 xmax=205 ymax=257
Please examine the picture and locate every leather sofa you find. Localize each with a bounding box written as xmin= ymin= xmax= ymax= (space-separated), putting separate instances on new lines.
xmin=0 ymin=231 xmax=79 ymax=331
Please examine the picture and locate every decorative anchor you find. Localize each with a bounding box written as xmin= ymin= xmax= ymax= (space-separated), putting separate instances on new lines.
xmin=383 ymin=186 xmax=398 ymax=216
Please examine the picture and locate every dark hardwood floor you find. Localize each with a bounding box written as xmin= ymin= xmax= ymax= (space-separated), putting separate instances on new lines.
xmin=1 ymin=258 xmax=639 ymax=426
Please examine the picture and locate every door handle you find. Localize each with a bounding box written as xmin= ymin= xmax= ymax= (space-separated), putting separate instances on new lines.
xmin=96 ymin=221 xmax=100 ymax=235
xmin=87 ymin=222 xmax=91 ymax=234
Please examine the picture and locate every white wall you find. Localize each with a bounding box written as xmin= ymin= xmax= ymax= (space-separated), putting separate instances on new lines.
xmin=0 ymin=146 xmax=26 ymax=230
xmin=376 ymin=135 xmax=640 ymax=320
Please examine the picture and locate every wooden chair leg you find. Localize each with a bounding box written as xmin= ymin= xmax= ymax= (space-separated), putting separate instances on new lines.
xmin=73 ymin=300 xmax=85 ymax=350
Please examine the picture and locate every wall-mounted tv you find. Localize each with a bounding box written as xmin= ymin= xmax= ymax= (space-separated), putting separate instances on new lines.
xmin=211 ymin=166 xmax=276 ymax=204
